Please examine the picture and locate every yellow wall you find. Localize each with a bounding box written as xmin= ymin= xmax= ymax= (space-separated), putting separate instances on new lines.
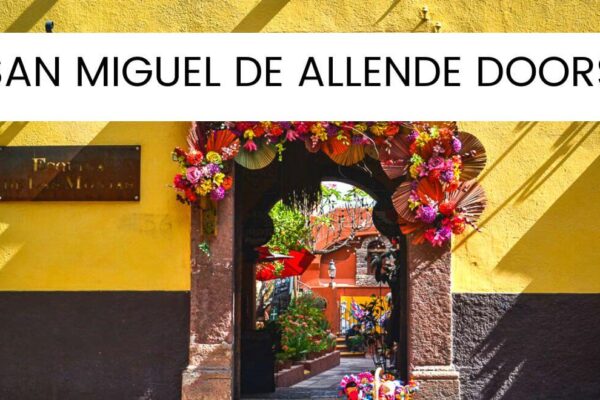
xmin=2 ymin=0 xmax=600 ymax=33
xmin=0 ymin=122 xmax=190 ymax=290
xmin=453 ymin=122 xmax=600 ymax=294
xmin=1 ymin=1 xmax=599 ymax=293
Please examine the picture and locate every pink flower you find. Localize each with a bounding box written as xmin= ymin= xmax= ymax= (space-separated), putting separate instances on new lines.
xmin=243 ymin=139 xmax=258 ymax=152
xmin=186 ymin=167 xmax=202 ymax=184
xmin=428 ymin=156 xmax=445 ymax=170
xmin=286 ymin=129 xmax=299 ymax=141
xmin=424 ymin=227 xmax=452 ymax=246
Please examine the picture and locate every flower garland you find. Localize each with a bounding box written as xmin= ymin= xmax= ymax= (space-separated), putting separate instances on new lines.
xmin=171 ymin=129 xmax=239 ymax=204
xmin=393 ymin=125 xmax=476 ymax=246
xmin=339 ymin=371 xmax=419 ymax=400
xmin=171 ymin=121 xmax=487 ymax=247
xmin=226 ymin=121 xmax=403 ymax=153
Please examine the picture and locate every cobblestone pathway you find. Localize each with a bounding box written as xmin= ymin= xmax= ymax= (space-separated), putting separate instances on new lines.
xmin=243 ymin=357 xmax=374 ymax=399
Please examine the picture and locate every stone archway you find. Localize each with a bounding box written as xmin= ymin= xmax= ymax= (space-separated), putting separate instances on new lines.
xmin=181 ymin=130 xmax=460 ymax=400
xmin=355 ymin=235 xmax=392 ymax=286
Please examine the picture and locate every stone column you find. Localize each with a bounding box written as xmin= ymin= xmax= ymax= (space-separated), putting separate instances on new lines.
xmin=406 ymin=240 xmax=460 ymax=399
xmin=182 ymin=188 xmax=235 ymax=400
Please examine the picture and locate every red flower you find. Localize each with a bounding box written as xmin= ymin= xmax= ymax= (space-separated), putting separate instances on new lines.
xmin=295 ymin=122 xmax=309 ymax=134
xmin=385 ymin=125 xmax=400 ymax=136
xmin=270 ymin=124 xmax=284 ymax=137
xmin=253 ymin=125 xmax=265 ymax=137
xmin=186 ymin=151 xmax=204 ymax=166
xmin=443 ymin=216 xmax=466 ymax=234
xmin=185 ymin=189 xmax=197 ymax=202
xmin=439 ymin=201 xmax=456 ymax=216
xmin=235 ymin=122 xmax=254 ymax=132
xmin=173 ymin=174 xmax=187 ymax=190
xmin=446 ymin=181 xmax=459 ymax=192
xmin=450 ymin=216 xmax=466 ymax=234
xmin=222 ymin=176 xmax=233 ymax=191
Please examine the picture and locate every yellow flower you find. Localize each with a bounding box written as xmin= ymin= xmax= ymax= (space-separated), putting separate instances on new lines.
xmin=206 ymin=151 xmax=222 ymax=164
xmin=370 ymin=123 xmax=387 ymax=136
xmin=243 ymin=129 xmax=255 ymax=140
xmin=310 ymin=123 xmax=327 ymax=141
xmin=415 ymin=132 xmax=430 ymax=148
xmin=354 ymin=123 xmax=367 ymax=134
xmin=213 ymin=172 xmax=225 ymax=185
xmin=409 ymin=164 xmax=419 ymax=179
xmin=198 ymin=179 xmax=213 ymax=195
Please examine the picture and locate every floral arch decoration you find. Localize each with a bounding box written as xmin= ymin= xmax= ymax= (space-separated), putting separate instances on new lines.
xmin=172 ymin=121 xmax=487 ymax=247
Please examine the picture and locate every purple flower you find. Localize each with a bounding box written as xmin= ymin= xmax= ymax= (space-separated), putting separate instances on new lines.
xmin=439 ymin=226 xmax=452 ymax=241
xmin=352 ymin=135 xmax=370 ymax=145
xmin=441 ymin=169 xmax=455 ymax=182
xmin=408 ymin=130 xmax=419 ymax=142
xmin=200 ymin=165 xmax=211 ymax=177
xmin=186 ymin=167 xmax=202 ymax=184
xmin=210 ymin=186 xmax=226 ymax=201
xmin=452 ymin=137 xmax=462 ymax=153
xmin=326 ymin=124 xmax=339 ymax=136
xmin=428 ymin=156 xmax=445 ymax=170
xmin=207 ymin=163 xmax=221 ymax=176
xmin=416 ymin=205 xmax=437 ymax=224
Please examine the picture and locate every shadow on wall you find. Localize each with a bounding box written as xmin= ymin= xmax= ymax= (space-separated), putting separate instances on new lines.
xmin=454 ymin=293 xmax=600 ymax=400
xmin=232 ymin=0 xmax=290 ymax=32
xmin=494 ymin=155 xmax=600 ymax=292
xmin=0 ymin=122 xmax=29 ymax=145
xmin=5 ymin=0 xmax=58 ymax=32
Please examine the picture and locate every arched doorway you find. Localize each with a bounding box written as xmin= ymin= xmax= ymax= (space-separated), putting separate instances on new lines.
xmin=182 ymin=124 xmax=460 ymax=400
xmin=235 ymin=142 xmax=407 ymax=396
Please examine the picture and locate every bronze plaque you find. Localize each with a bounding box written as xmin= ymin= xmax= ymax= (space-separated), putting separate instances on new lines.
xmin=0 ymin=146 xmax=140 ymax=201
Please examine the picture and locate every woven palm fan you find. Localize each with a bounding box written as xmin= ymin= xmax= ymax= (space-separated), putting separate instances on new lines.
xmin=378 ymin=134 xmax=411 ymax=179
xmin=446 ymin=179 xmax=487 ymax=226
xmin=321 ymin=134 xmax=351 ymax=157
xmin=398 ymin=219 xmax=427 ymax=244
xmin=234 ymin=142 xmax=277 ymax=170
xmin=391 ymin=181 xmax=416 ymax=222
xmin=187 ymin=122 xmax=206 ymax=152
xmin=326 ymin=144 xmax=366 ymax=166
xmin=205 ymin=129 xmax=239 ymax=154
xmin=457 ymin=131 xmax=487 ymax=180
xmin=416 ymin=178 xmax=445 ymax=204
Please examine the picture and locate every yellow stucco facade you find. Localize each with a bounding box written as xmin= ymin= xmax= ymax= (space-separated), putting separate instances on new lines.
xmin=0 ymin=122 xmax=191 ymax=290
xmin=1 ymin=1 xmax=599 ymax=294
